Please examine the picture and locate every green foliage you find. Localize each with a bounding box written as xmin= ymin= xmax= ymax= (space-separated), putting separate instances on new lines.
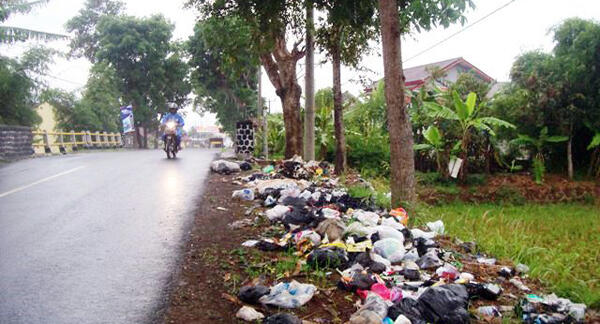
xmin=347 ymin=184 xmax=372 ymax=200
xmin=449 ymin=72 xmax=490 ymax=102
xmin=79 ymin=62 xmax=121 ymax=132
xmin=588 ymin=133 xmax=600 ymax=150
xmin=187 ymin=16 xmax=258 ymax=135
xmin=314 ymin=0 xmax=377 ymax=68
xmin=255 ymin=113 xmax=285 ymax=159
xmin=494 ymin=18 xmax=600 ymax=175
xmin=511 ymin=127 xmax=568 ymax=183
xmin=0 ymin=45 xmax=55 ymax=126
xmin=92 ymin=14 xmax=191 ymax=132
xmin=65 ymin=0 xmax=125 ymax=62
xmin=345 ymin=81 xmax=390 ymax=176
xmin=419 ymin=203 xmax=600 ymax=308
xmin=314 ymin=88 xmax=334 ymax=160
xmin=424 ymin=90 xmax=514 ymax=180
xmin=532 ymin=157 xmax=545 ymax=185
xmin=0 ymin=56 xmax=40 ymax=126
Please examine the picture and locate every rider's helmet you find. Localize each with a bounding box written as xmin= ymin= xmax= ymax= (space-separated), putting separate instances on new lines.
xmin=167 ymin=102 xmax=178 ymax=113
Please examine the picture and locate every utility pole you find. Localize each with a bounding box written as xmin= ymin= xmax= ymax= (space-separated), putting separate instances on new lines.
xmin=303 ymin=1 xmax=315 ymax=161
xmin=258 ymin=66 xmax=268 ymax=159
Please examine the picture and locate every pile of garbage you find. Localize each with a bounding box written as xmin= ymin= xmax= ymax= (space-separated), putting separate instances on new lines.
xmin=215 ymin=155 xmax=588 ymax=323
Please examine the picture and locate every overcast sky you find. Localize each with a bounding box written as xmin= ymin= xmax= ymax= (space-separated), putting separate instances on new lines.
xmin=2 ymin=0 xmax=600 ymax=129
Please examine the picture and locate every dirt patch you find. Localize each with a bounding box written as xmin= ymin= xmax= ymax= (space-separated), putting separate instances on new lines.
xmin=161 ymin=171 xmax=356 ymax=323
xmin=419 ymin=173 xmax=599 ymax=205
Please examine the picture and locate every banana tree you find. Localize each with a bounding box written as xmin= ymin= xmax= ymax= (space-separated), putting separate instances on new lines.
xmin=511 ymin=127 xmax=568 ymax=184
xmin=414 ymin=126 xmax=448 ymax=178
xmin=587 ymin=131 xmax=600 ymax=178
xmin=425 ymin=90 xmax=515 ymax=181
xmin=314 ymin=88 xmax=334 ymax=160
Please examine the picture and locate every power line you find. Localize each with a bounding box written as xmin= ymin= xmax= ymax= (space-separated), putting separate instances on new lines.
xmin=44 ymin=74 xmax=85 ymax=87
xmin=403 ymin=0 xmax=517 ymax=63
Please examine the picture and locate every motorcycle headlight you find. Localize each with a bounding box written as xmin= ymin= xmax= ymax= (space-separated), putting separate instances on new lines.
xmin=166 ymin=121 xmax=176 ymax=130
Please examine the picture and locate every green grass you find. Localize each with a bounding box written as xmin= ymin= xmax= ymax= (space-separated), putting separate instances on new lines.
xmin=415 ymin=203 xmax=600 ymax=309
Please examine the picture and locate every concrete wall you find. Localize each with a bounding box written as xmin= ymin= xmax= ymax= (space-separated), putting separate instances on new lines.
xmin=0 ymin=125 xmax=33 ymax=160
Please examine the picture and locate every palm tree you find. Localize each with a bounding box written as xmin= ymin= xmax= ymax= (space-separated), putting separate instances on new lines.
xmin=511 ymin=127 xmax=568 ymax=184
xmin=1 ymin=0 xmax=68 ymax=44
xmin=425 ymin=90 xmax=515 ymax=181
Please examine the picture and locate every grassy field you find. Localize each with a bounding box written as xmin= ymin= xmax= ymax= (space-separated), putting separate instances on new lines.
xmin=415 ymin=203 xmax=600 ymax=309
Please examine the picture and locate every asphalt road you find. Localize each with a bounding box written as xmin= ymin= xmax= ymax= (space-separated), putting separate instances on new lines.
xmin=0 ymin=149 xmax=215 ymax=324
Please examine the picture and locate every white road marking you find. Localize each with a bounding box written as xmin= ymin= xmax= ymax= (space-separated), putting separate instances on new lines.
xmin=0 ymin=166 xmax=85 ymax=198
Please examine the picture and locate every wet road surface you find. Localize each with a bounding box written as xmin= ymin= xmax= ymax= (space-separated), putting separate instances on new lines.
xmin=0 ymin=149 xmax=215 ymax=323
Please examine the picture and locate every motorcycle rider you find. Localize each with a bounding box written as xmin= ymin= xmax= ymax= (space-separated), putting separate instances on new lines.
xmin=160 ymin=103 xmax=185 ymax=151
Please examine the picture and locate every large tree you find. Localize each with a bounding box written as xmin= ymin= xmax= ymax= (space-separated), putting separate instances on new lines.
xmin=191 ymin=0 xmax=307 ymax=158
xmin=93 ymin=15 xmax=191 ymax=147
xmin=65 ymin=0 xmax=124 ymax=62
xmin=0 ymin=46 xmax=55 ymax=126
xmin=315 ymin=0 xmax=377 ymax=174
xmin=378 ymin=0 xmax=473 ymax=206
xmin=187 ymin=16 xmax=258 ymax=135
xmin=497 ymin=18 xmax=600 ymax=179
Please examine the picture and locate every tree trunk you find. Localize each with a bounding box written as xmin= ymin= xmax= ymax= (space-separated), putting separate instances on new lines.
xmin=154 ymin=127 xmax=159 ymax=149
xmin=303 ymin=2 xmax=315 ymax=162
xmin=135 ymin=126 xmax=143 ymax=149
xmin=567 ymin=137 xmax=573 ymax=180
xmin=459 ymin=131 xmax=470 ymax=182
xmin=260 ymin=35 xmax=304 ymax=158
xmin=143 ymin=125 xmax=148 ymax=149
xmin=332 ymin=44 xmax=347 ymax=175
xmin=378 ymin=0 xmax=416 ymax=206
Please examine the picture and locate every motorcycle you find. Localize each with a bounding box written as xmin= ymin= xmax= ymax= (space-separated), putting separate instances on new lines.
xmin=163 ymin=121 xmax=179 ymax=159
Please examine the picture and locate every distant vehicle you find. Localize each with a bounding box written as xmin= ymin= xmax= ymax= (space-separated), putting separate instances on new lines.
xmin=209 ymin=137 xmax=224 ymax=148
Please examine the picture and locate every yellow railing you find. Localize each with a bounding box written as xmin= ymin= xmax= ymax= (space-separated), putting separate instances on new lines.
xmin=32 ymin=130 xmax=123 ymax=153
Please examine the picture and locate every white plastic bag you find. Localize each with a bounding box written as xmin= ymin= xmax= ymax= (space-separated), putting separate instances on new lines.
xmin=426 ymin=220 xmax=445 ymax=235
xmin=381 ymin=217 xmax=405 ymax=231
xmin=278 ymin=187 xmax=301 ymax=202
xmin=259 ymin=280 xmax=317 ymax=308
xmin=373 ymin=238 xmax=405 ymax=263
xmin=232 ymin=189 xmax=255 ymax=201
xmin=236 ymin=306 xmax=265 ymax=321
xmin=265 ymin=205 xmax=289 ymax=221
xmin=410 ymin=228 xmax=437 ymax=240
xmin=322 ymin=208 xmax=341 ymax=219
xmin=210 ymin=160 xmax=241 ymax=173
xmin=353 ymin=210 xmax=380 ymax=226
xmin=345 ymin=222 xmax=376 ymax=237
xmin=374 ymin=225 xmax=404 ymax=243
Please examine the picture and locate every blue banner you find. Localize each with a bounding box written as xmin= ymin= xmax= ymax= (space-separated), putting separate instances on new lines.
xmin=120 ymin=105 xmax=134 ymax=133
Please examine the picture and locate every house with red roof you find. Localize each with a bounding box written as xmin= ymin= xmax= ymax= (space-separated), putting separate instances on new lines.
xmin=368 ymin=57 xmax=495 ymax=94
xmin=402 ymin=57 xmax=494 ymax=91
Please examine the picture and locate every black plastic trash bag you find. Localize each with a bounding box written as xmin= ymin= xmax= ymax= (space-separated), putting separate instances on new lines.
xmin=466 ymin=283 xmax=503 ymax=301
xmin=307 ymin=247 xmax=348 ymax=269
xmin=239 ymin=161 xmax=252 ymax=171
xmin=417 ymin=284 xmax=470 ymax=324
xmin=263 ymin=313 xmax=302 ymax=324
xmin=387 ymin=298 xmax=426 ymax=324
xmin=338 ymin=273 xmax=376 ymax=292
xmin=414 ymin=237 xmax=437 ymax=257
xmin=416 ymin=251 xmax=443 ymax=269
xmin=238 ymin=285 xmax=270 ymax=304
xmin=255 ymin=240 xmax=287 ymax=252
